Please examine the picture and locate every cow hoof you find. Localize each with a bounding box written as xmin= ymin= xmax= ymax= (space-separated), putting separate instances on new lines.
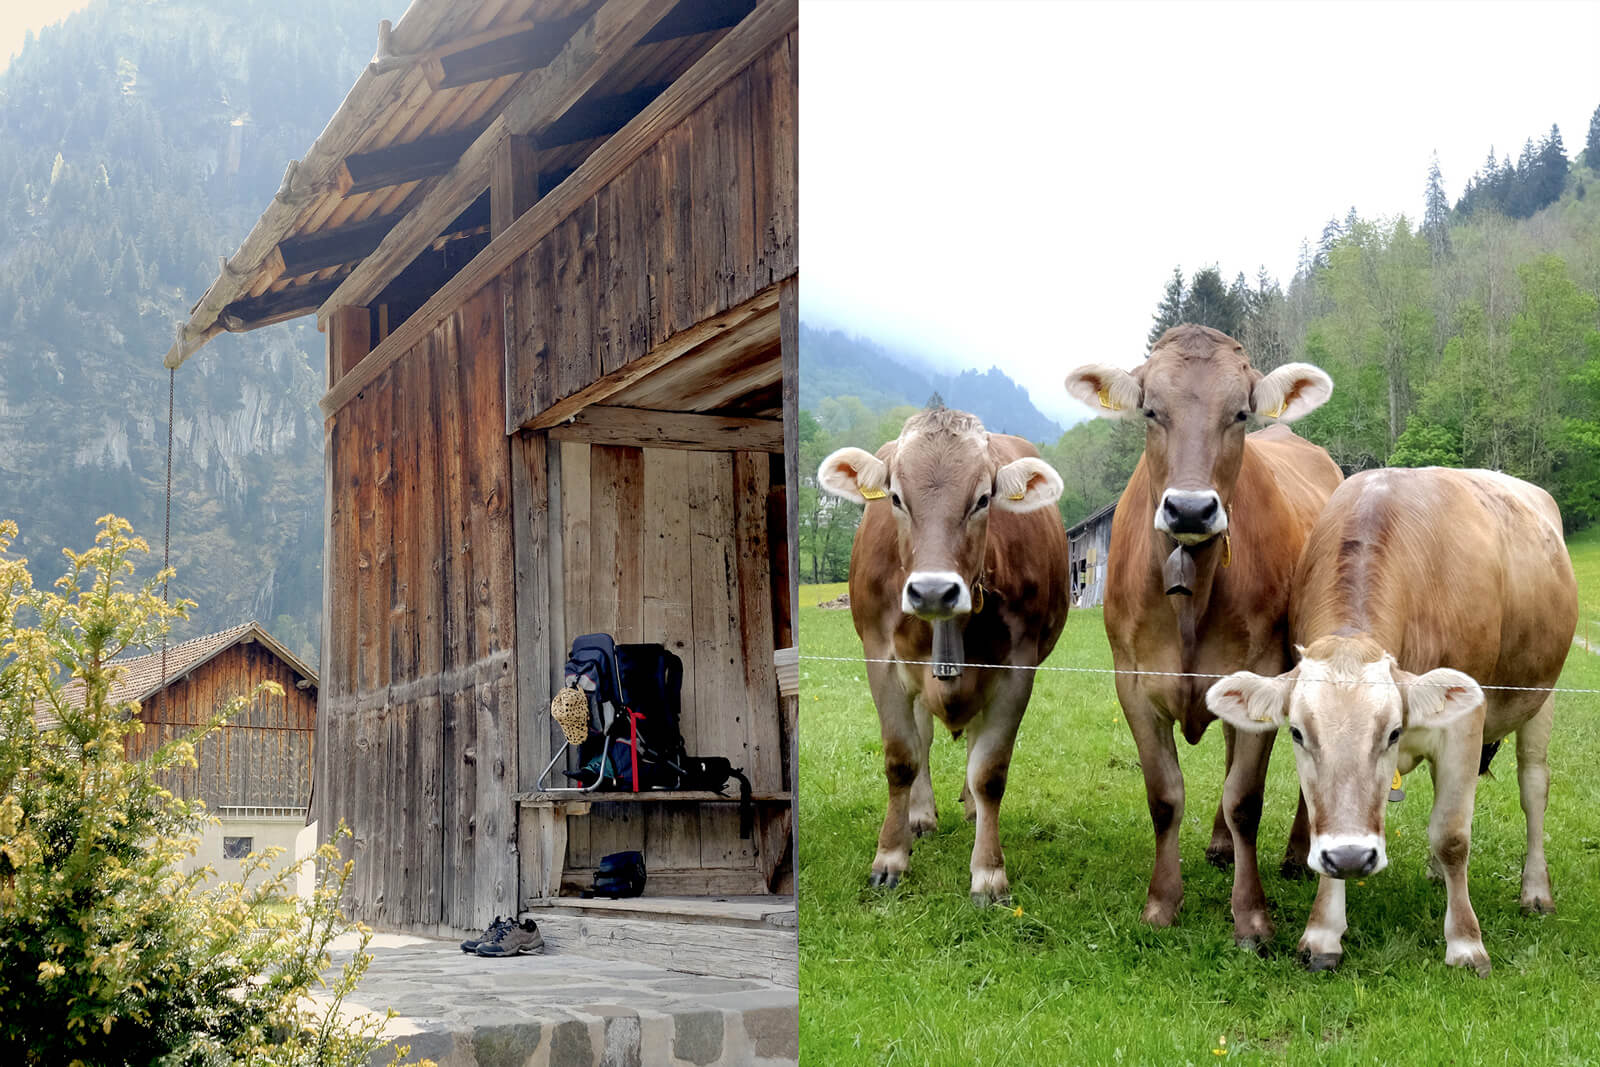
xmin=970 ymin=868 xmax=1009 ymax=903
xmin=1235 ymin=935 xmax=1271 ymax=958
xmin=1140 ymin=899 xmax=1180 ymax=927
xmin=971 ymin=892 xmax=1013 ymax=908
xmin=910 ymin=815 xmax=938 ymax=839
xmin=1205 ymin=845 xmax=1235 ymax=870
xmin=1521 ymin=896 xmax=1555 ymax=916
xmin=867 ymin=870 xmax=901 ymax=889
xmin=1446 ymin=949 xmax=1491 ymax=977
xmin=1280 ymin=857 xmax=1314 ymax=881
xmin=1301 ymin=951 xmax=1342 ymax=973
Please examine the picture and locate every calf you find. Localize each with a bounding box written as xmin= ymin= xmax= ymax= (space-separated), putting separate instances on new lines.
xmin=1207 ymin=468 xmax=1578 ymax=973
xmin=1065 ymin=325 xmax=1341 ymax=947
xmin=819 ymin=407 xmax=1070 ymax=901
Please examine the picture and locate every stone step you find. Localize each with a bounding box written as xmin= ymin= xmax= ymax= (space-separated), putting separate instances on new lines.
xmin=532 ymin=912 xmax=798 ymax=988
xmin=533 ymin=893 xmax=797 ymax=930
xmin=324 ymin=933 xmax=797 ymax=1067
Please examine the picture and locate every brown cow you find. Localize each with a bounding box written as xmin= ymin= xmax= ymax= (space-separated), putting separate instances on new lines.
xmin=1064 ymin=324 xmax=1341 ymax=947
xmin=1206 ymin=468 xmax=1577 ymax=974
xmin=819 ymin=407 xmax=1070 ymax=901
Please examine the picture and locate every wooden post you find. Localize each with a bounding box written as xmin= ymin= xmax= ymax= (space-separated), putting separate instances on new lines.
xmin=326 ymin=305 xmax=371 ymax=390
xmin=778 ymin=274 xmax=799 ymax=892
xmin=491 ymin=134 xmax=540 ymax=239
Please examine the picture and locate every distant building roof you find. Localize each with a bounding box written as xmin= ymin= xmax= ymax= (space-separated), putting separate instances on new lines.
xmin=1066 ymin=500 xmax=1117 ymax=538
xmin=38 ymin=622 xmax=316 ymax=724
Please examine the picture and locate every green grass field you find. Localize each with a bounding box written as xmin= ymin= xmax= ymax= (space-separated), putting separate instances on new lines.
xmin=798 ymin=533 xmax=1600 ymax=1064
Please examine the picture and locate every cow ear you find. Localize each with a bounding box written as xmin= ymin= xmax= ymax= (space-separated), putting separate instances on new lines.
xmin=817 ymin=447 xmax=888 ymax=506
xmin=1251 ymin=362 xmax=1334 ymax=422
xmin=994 ymin=457 xmax=1064 ymax=513
xmin=1065 ymin=363 xmax=1142 ymax=419
xmin=1206 ymin=669 xmax=1294 ymax=731
xmin=1394 ymin=666 xmax=1482 ymax=730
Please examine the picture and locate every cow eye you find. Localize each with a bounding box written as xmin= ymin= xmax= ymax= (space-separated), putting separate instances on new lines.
xmin=1288 ymin=726 xmax=1304 ymax=745
xmin=1235 ymin=410 xmax=1249 ymax=423
xmin=1143 ymin=408 xmax=1157 ymax=420
xmin=1387 ymin=728 xmax=1401 ymax=747
xmin=974 ymin=493 xmax=989 ymax=513
xmin=890 ymin=492 xmax=902 ymax=509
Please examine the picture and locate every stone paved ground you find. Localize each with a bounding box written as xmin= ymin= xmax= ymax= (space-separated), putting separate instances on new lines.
xmin=323 ymin=933 xmax=798 ymax=1067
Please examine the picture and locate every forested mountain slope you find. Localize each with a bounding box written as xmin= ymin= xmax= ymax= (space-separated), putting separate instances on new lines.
xmin=799 ymin=323 xmax=1063 ymax=443
xmin=0 ymin=0 xmax=397 ymax=662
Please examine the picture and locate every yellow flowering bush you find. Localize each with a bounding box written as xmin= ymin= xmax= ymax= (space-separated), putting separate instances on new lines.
xmin=0 ymin=517 xmax=419 ymax=1066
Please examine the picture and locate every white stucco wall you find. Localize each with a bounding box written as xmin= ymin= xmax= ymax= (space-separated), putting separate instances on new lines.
xmin=186 ymin=811 xmax=317 ymax=898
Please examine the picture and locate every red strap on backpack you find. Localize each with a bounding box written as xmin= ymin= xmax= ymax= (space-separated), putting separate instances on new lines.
xmin=626 ymin=708 xmax=646 ymax=791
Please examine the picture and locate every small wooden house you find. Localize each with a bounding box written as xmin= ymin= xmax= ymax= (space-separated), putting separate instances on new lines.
xmin=164 ymin=0 xmax=798 ymax=963
xmin=82 ymin=623 xmax=320 ymax=887
xmin=1067 ymin=501 xmax=1115 ymax=608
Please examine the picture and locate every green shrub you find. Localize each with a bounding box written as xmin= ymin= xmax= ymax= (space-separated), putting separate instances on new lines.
xmin=0 ymin=516 xmax=423 ymax=1066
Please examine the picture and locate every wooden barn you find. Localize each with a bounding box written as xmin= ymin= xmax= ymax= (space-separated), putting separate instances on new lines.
xmin=62 ymin=623 xmax=320 ymax=889
xmin=163 ymin=0 xmax=798 ymax=969
xmin=1067 ymin=501 xmax=1115 ymax=609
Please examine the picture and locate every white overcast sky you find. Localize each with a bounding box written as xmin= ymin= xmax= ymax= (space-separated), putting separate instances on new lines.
xmin=802 ymin=0 xmax=1600 ymax=428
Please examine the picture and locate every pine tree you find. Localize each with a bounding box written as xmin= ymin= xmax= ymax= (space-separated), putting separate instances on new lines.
xmin=1182 ymin=266 xmax=1242 ymax=338
xmin=1423 ymin=153 xmax=1452 ymax=261
xmin=1148 ymin=266 xmax=1185 ymax=347
xmin=1586 ymin=103 xmax=1600 ymax=169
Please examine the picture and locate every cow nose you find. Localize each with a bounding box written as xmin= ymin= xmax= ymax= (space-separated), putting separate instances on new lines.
xmin=1320 ymin=844 xmax=1379 ymax=878
xmin=1160 ymin=491 xmax=1220 ymax=535
xmin=906 ymin=578 xmax=961 ymax=615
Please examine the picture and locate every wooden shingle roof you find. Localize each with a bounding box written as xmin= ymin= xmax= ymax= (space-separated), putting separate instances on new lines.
xmin=46 ymin=622 xmax=317 ymax=719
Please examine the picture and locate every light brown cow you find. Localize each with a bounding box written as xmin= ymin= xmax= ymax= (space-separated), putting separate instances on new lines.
xmin=1206 ymin=467 xmax=1577 ymax=974
xmin=1065 ymin=324 xmax=1341 ymax=947
xmin=819 ymin=407 xmax=1070 ymax=901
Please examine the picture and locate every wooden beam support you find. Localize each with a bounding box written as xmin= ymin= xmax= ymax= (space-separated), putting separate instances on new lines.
xmin=318 ymin=0 xmax=689 ymax=320
xmin=219 ymin=278 xmax=345 ymax=332
xmin=548 ymin=406 xmax=783 ymax=452
xmin=779 ymin=276 xmax=798 ymax=633
xmin=535 ymin=83 xmax=672 ymax=148
xmin=427 ymin=13 xmax=589 ymax=90
xmin=319 ymin=0 xmax=797 ymax=417
xmin=639 ymin=0 xmax=756 ymax=45
xmin=336 ymin=126 xmax=485 ymax=197
xmin=274 ymin=213 xmax=403 ymax=276
xmin=491 ymin=135 xmax=540 ymax=239
xmin=326 ymin=305 xmax=372 ymax=390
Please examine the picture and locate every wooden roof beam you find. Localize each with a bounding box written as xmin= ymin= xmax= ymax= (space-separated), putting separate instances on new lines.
xmin=270 ymin=213 xmax=402 ymax=277
xmin=219 ymin=278 xmax=345 ymax=332
xmin=639 ymin=0 xmax=756 ymax=45
xmin=536 ymin=82 xmax=672 ymax=148
xmin=426 ymin=13 xmax=589 ymax=90
xmin=318 ymin=0 xmax=684 ymax=320
xmin=549 ymin=406 xmax=782 ymax=452
xmin=336 ymin=126 xmax=485 ymax=196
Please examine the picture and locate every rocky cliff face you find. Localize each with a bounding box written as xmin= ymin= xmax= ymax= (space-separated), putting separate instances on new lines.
xmin=0 ymin=0 xmax=398 ymax=664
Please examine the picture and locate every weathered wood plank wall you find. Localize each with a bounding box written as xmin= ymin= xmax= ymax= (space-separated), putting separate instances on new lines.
xmin=504 ymin=32 xmax=798 ymax=429
xmin=315 ymin=282 xmax=518 ymax=931
xmin=130 ymin=643 xmax=316 ymax=810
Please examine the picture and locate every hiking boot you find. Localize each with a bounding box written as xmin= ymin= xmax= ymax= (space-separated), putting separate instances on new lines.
xmin=460 ymin=915 xmax=512 ymax=954
xmin=475 ymin=917 xmax=545 ymax=957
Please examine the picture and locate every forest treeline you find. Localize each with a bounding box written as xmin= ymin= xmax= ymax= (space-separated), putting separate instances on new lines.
xmin=798 ymin=106 xmax=1600 ymax=584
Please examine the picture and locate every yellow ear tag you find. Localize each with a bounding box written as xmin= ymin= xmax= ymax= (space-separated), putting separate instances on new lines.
xmin=860 ymin=487 xmax=886 ymax=501
xmin=1266 ymin=399 xmax=1288 ymax=419
xmin=1008 ymin=491 xmax=1026 ymax=501
xmin=1220 ymin=532 xmax=1232 ymax=568
xmin=1097 ymin=386 xmax=1121 ymax=411
xmin=1391 ymin=770 xmax=1403 ymax=791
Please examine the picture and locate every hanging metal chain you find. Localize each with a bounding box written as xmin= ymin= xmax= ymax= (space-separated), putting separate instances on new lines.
xmin=160 ymin=367 xmax=174 ymax=719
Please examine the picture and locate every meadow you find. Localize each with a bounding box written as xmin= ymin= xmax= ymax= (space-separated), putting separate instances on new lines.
xmin=798 ymin=527 xmax=1600 ymax=1065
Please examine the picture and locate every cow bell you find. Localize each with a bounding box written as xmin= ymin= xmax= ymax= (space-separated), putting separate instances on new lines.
xmin=1163 ymin=545 xmax=1197 ymax=597
xmin=931 ymin=618 xmax=964 ymax=679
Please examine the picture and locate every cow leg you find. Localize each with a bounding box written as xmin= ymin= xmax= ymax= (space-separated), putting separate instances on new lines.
xmin=1122 ymin=692 xmax=1185 ymax=925
xmin=866 ymin=659 xmax=918 ymax=889
xmin=1205 ymin=727 xmax=1236 ymax=869
xmin=1429 ymin=726 xmax=1490 ymax=975
xmin=909 ymin=696 xmax=939 ymax=838
xmin=965 ymin=672 xmax=1031 ymax=904
xmin=1282 ymin=789 xmax=1313 ymax=880
xmin=1516 ymin=696 xmax=1555 ymax=915
xmin=1297 ymin=875 xmax=1348 ymax=971
xmin=1222 ymin=723 xmax=1275 ymax=949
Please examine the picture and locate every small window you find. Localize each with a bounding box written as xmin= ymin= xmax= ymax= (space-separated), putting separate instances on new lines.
xmin=222 ymin=836 xmax=254 ymax=860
